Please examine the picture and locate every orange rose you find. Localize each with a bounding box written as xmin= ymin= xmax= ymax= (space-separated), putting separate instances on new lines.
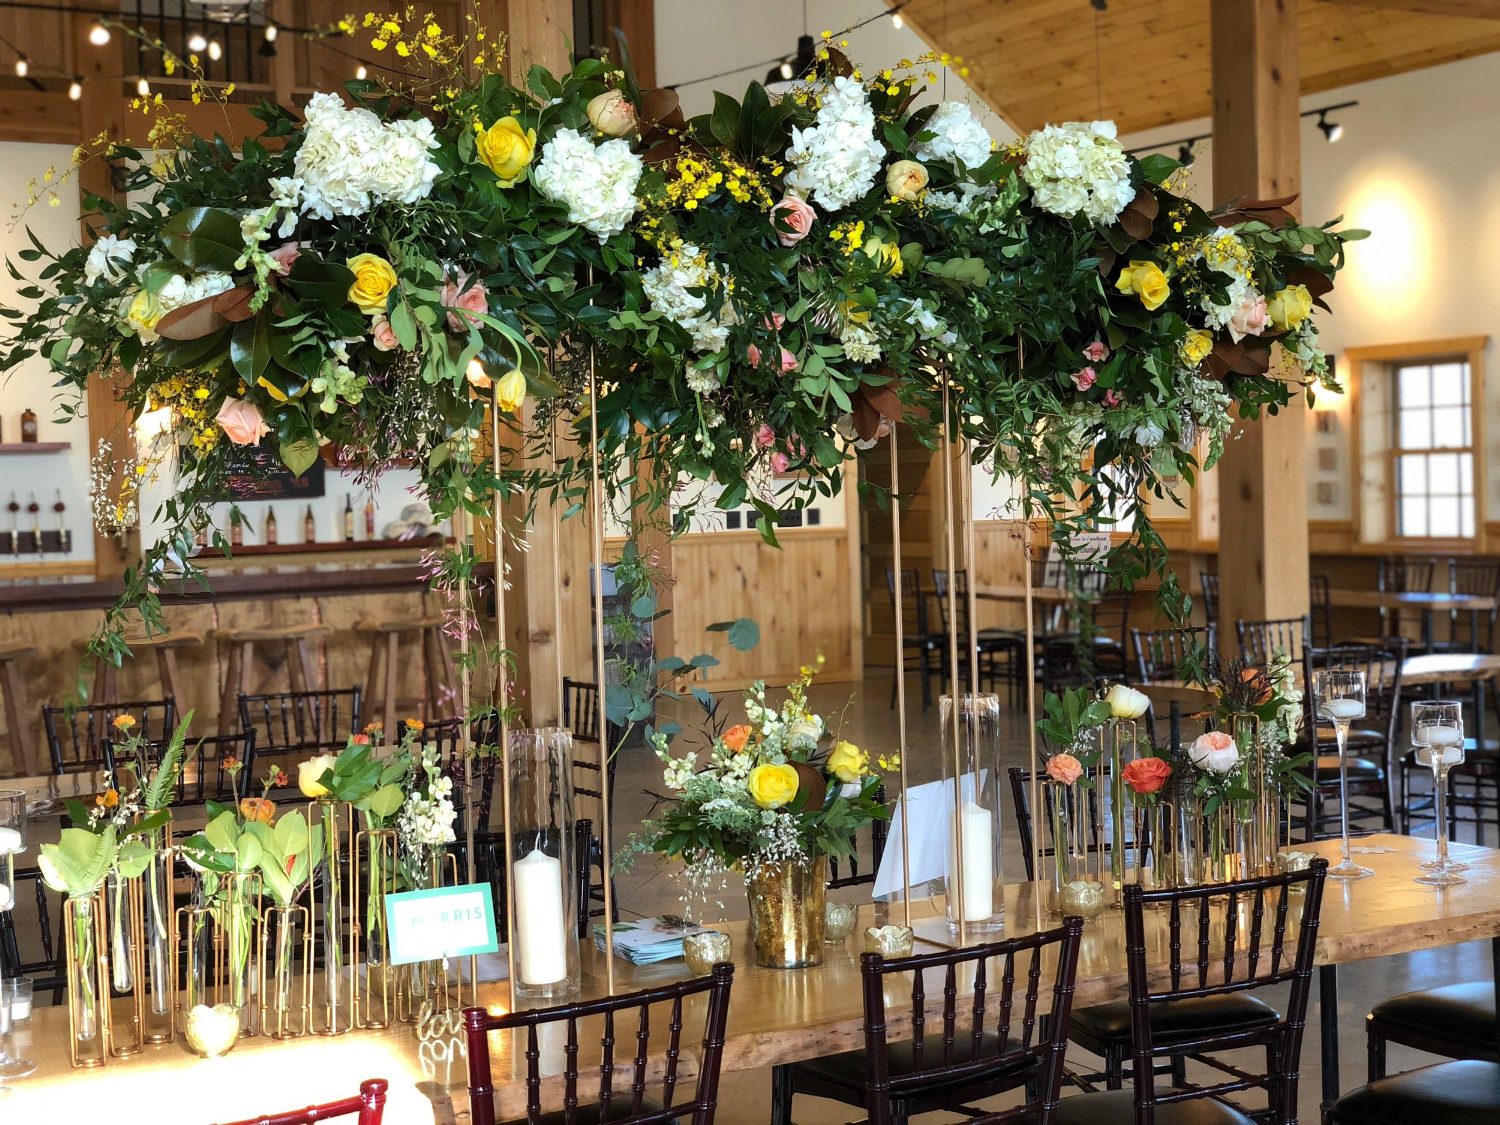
xmin=1045 ymin=753 xmax=1083 ymax=786
xmin=239 ymin=797 xmax=276 ymax=824
xmin=722 ymin=725 xmax=752 ymax=753
xmin=112 ymin=714 xmax=136 ymax=732
xmin=1240 ymin=666 xmax=1273 ymax=705
xmin=1121 ymin=756 xmax=1172 ymax=796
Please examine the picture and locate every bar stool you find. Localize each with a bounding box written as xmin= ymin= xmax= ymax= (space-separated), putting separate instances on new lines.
xmin=356 ymin=616 xmax=456 ymax=737
xmin=0 ymin=642 xmax=36 ymax=775
xmin=213 ymin=623 xmax=332 ymax=733
xmin=91 ymin=633 xmax=204 ymax=711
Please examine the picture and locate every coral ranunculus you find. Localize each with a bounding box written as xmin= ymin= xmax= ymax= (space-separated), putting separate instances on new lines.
xmin=747 ymin=762 xmax=799 ymax=809
xmin=475 ymin=116 xmax=537 ymax=187
xmin=721 ymin=724 xmax=752 ymax=752
xmin=345 ymin=252 xmax=397 ymax=315
xmin=1046 ymin=752 xmax=1083 ymax=785
xmin=1121 ymin=756 xmax=1172 ymax=796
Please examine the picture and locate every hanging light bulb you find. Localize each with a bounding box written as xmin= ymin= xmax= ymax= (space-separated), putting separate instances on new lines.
xmin=207 ymin=38 xmax=223 ymax=62
xmin=779 ymin=59 xmax=793 ymax=80
xmin=136 ymin=75 xmax=150 ymax=97
xmin=13 ymin=55 xmax=26 ymax=78
xmin=892 ymin=11 xmax=905 ymax=29
xmin=187 ymin=31 xmax=208 ymax=53
xmin=68 ymin=77 xmax=83 ymax=101
xmin=88 ymin=21 xmax=111 ymax=46
xmin=263 ymin=24 xmax=278 ymax=43
xmin=355 ymin=63 xmax=368 ymax=80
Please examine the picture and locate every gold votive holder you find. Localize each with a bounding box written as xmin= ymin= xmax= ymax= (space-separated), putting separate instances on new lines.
xmin=824 ymin=901 xmax=857 ymax=943
xmin=1277 ymin=850 xmax=1317 ymax=892
xmin=862 ymin=925 xmax=914 ymax=958
xmin=1059 ymin=880 xmax=1107 ymax=918
xmin=682 ymin=931 xmax=732 ymax=976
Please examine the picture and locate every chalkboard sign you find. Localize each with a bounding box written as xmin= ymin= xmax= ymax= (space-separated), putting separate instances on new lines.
xmin=219 ymin=446 xmax=326 ymax=501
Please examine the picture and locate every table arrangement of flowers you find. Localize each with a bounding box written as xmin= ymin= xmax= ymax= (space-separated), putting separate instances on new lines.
xmin=622 ymin=656 xmax=889 ymax=968
xmin=0 ymin=10 xmax=1360 ymax=668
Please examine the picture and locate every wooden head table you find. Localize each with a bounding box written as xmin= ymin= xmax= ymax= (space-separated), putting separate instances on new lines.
xmin=9 ymin=834 xmax=1499 ymax=1122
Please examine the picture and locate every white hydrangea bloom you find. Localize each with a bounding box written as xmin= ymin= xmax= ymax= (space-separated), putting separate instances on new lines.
xmin=532 ymin=128 xmax=643 ymax=239
xmin=912 ymin=101 xmax=993 ymax=171
xmin=1021 ymin=120 xmax=1134 ymax=226
xmin=642 ymin=243 xmax=733 ymax=355
xmin=292 ymin=92 xmax=440 ymax=220
xmin=784 ymin=77 xmax=883 ymax=210
xmin=1134 ymin=420 xmax=1165 ymax=449
xmin=84 ymin=235 xmax=137 ymax=286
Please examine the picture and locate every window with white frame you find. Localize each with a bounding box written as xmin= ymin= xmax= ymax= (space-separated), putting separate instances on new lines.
xmin=1392 ymin=358 xmax=1474 ymax=539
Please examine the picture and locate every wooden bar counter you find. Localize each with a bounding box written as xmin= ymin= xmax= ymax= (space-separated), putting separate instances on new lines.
xmin=10 ymin=834 xmax=1500 ymax=1123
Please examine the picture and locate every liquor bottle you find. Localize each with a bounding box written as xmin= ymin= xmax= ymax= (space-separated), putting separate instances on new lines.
xmin=304 ymin=504 xmax=316 ymax=543
xmin=229 ymin=514 xmax=243 ymax=548
xmin=363 ymin=494 xmax=376 ymax=540
xmin=265 ymin=508 xmax=278 ymax=546
xmin=19 ymin=408 xmax=37 ymax=442
xmin=343 ymin=494 xmax=355 ymax=542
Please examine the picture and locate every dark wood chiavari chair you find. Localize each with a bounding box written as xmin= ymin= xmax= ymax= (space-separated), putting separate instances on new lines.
xmin=465 ymin=963 xmax=735 ymax=1125
xmin=885 ymin=567 xmax=948 ymax=711
xmin=826 ymin=783 xmax=889 ymax=889
xmin=216 ymin=1078 xmax=389 ymax=1125
xmin=104 ymin=730 xmax=256 ymax=808
xmin=562 ymin=677 xmax=621 ymax=923
xmin=771 ymin=919 xmax=1084 ymax=1125
xmin=930 ymin=567 xmax=1027 ymax=705
xmin=421 ymin=712 xmax=501 ymax=829
xmin=43 ymin=698 xmax=176 ymax=776
xmin=1310 ymin=574 xmax=1334 ymax=650
xmin=0 ymin=866 xmax=66 ymax=1005
xmin=237 ymin=688 xmax=361 ymax=785
xmin=1237 ymin=615 xmax=1312 ymax=666
xmin=1053 ymin=860 xmax=1329 ymax=1125
xmin=1199 ymin=571 xmax=1220 ymax=628
xmin=1342 ymin=558 xmax=1437 ymax=650
xmin=1132 ymin=625 xmax=1218 ymax=685
xmin=1365 ymin=980 xmax=1498 ymax=1082
xmin=1445 ymin=558 xmax=1500 ymax=653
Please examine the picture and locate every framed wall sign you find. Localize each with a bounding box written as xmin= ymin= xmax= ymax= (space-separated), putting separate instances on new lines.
xmin=218 ymin=445 xmax=326 ymax=501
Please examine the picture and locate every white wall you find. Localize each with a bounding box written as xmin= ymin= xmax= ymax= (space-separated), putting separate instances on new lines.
xmin=0 ymin=144 xmax=92 ymax=563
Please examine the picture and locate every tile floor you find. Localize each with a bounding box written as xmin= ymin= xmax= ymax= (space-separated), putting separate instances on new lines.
xmin=606 ymin=673 xmax=1494 ymax=1123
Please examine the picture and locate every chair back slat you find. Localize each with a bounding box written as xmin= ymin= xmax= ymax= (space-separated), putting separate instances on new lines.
xmin=105 ymin=730 xmax=254 ymax=807
xmin=238 ymin=689 xmax=361 ymax=782
xmin=1199 ymin=571 xmax=1220 ymax=624
xmin=464 ymin=966 xmax=734 ymax=1125
xmin=0 ymin=866 xmax=66 ymax=1002
xmin=1382 ymin=557 xmax=1434 ymax=594
xmin=1237 ymin=615 xmax=1311 ymax=665
xmin=1132 ymin=625 xmax=1218 ymax=684
xmin=860 ymin=920 xmax=1083 ymax=1125
xmin=214 ymin=1078 xmax=388 ymax=1125
xmin=886 ymin=567 xmax=935 ymax=638
xmin=44 ymin=699 xmax=176 ymax=776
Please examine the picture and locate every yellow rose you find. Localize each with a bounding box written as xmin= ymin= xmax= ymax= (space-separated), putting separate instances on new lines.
xmin=1265 ymin=284 xmax=1313 ymax=331
xmin=885 ymin=159 xmax=928 ymax=202
xmin=1181 ymin=328 xmax=1213 ymax=367
xmin=1115 ymin=259 xmax=1170 ymax=312
xmin=746 ymin=762 xmax=799 ymax=809
xmin=297 ymin=753 xmax=337 ymax=799
xmin=826 ymin=740 xmax=868 ymax=784
xmin=475 ymin=116 xmax=536 ymax=187
xmin=124 ymin=288 xmax=163 ymax=337
xmin=495 ymin=368 xmax=527 ymax=414
xmin=863 ymin=236 xmax=904 ymax=277
xmin=346 ymin=253 xmax=397 ymax=316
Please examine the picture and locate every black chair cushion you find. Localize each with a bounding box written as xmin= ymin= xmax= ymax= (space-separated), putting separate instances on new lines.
xmin=1368 ymin=982 xmax=1498 ymax=1058
xmin=1327 ymin=1059 xmax=1500 ymax=1124
xmin=1052 ymin=1088 xmax=1256 ymax=1124
xmin=792 ymin=1032 xmax=1032 ymax=1108
xmin=1069 ymin=993 xmax=1279 ymax=1046
xmin=1314 ymin=754 xmax=1384 ymax=780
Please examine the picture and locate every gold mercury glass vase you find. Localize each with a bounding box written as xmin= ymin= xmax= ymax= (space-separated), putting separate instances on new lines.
xmin=746 ymin=855 xmax=827 ymax=969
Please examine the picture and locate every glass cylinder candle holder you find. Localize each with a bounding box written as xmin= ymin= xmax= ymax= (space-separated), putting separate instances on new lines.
xmin=1412 ymin=700 xmax=1467 ymax=886
xmin=683 ymin=931 xmax=731 ymax=976
xmin=0 ymin=789 xmax=27 ymax=915
xmin=938 ymin=694 xmax=1004 ymax=936
xmin=508 ymin=728 xmax=581 ymax=1000
xmin=1313 ymin=669 xmax=1373 ymax=880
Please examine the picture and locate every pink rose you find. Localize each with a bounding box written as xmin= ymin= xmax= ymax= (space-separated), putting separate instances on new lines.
xmin=1227 ymin=292 xmax=1268 ymax=342
xmin=1071 ymin=366 xmax=1097 ymax=392
xmin=771 ymin=196 xmax=816 ymax=247
xmin=1102 ymin=389 xmax=1121 ymax=407
xmin=1083 ymin=340 xmax=1109 ymax=363
xmin=1045 ymin=753 xmax=1083 ymax=786
xmin=268 ymin=241 xmax=302 ymax=275
xmin=754 ymin=423 xmax=777 ymax=449
xmin=215 ymin=398 xmax=270 ymax=446
xmin=371 ymin=318 xmax=399 ymax=352
xmin=442 ymin=272 xmax=489 ymax=332
xmin=775 ymin=347 xmax=798 ymax=374
xmin=765 ymin=313 xmax=786 ymax=331
xmin=746 ymin=343 xmax=763 ymax=368
xmin=770 ymin=452 xmax=791 ymax=474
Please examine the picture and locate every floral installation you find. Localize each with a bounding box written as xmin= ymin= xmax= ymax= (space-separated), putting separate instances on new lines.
xmin=621 ymin=655 xmax=890 ymax=916
xmin=0 ymin=11 xmax=1361 ymax=673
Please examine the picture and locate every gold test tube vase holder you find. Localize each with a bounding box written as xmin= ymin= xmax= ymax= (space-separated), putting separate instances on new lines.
xmin=354 ymin=826 xmax=400 ymax=1030
xmin=107 ymin=826 xmax=177 ymax=1055
xmin=63 ymin=887 xmax=112 ymax=1068
xmin=258 ymin=898 xmax=314 ymax=1040
xmin=401 ymin=850 xmax=478 ymax=1027
xmin=308 ymin=798 xmax=358 ymax=1035
xmin=172 ymin=870 xmax=263 ymax=1047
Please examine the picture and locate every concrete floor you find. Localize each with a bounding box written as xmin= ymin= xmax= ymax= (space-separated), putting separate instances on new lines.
xmin=607 ymin=672 xmax=1494 ymax=1124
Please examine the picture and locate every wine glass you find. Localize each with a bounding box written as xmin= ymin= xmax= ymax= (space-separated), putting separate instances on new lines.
xmin=0 ymin=790 xmax=35 ymax=1081
xmin=1313 ymin=670 xmax=1374 ymax=880
xmin=1411 ymin=701 xmax=1467 ymax=885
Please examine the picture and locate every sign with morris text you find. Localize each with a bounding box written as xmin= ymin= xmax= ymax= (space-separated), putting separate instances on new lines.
xmin=384 ymin=883 xmax=500 ymax=966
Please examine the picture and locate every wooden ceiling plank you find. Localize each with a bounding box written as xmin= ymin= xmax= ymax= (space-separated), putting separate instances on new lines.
xmin=1316 ymin=0 xmax=1500 ymax=17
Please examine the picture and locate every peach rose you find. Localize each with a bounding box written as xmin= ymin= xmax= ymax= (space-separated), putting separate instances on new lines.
xmin=215 ymin=397 xmax=270 ymax=446
xmin=747 ymin=344 xmax=798 ymax=374
xmin=722 ymin=725 xmax=752 ymax=753
xmin=754 ymin=423 xmax=777 ymax=449
xmin=370 ymin=317 xmax=399 ymax=352
xmin=442 ymin=272 xmax=489 ymax=332
xmin=586 ymin=89 xmax=638 ymax=138
xmin=1188 ymin=730 xmax=1240 ymax=775
xmin=268 ymin=241 xmax=302 ymax=275
xmin=885 ymin=159 xmax=928 ymax=202
xmin=1122 ymin=756 xmax=1172 ymax=796
xmin=1227 ymin=291 xmax=1268 ymax=342
xmin=1071 ymin=366 xmax=1097 ymax=392
xmin=1083 ymin=340 xmax=1109 ymax=363
xmin=771 ymin=196 xmax=816 ymax=247
xmin=1045 ymin=752 xmax=1083 ymax=786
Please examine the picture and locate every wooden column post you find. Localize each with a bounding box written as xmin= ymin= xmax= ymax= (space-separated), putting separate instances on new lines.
xmin=74 ymin=14 xmax=137 ymax=580
xmin=1210 ymin=0 xmax=1310 ymax=646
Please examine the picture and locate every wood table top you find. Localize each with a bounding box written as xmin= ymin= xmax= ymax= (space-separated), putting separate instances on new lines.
xmin=1327 ymin=588 xmax=1498 ymax=612
xmin=973 ymin=584 xmax=1074 ymax=604
xmin=12 ymin=834 xmax=1499 ymax=1123
xmin=1399 ymin=652 xmax=1500 ymax=686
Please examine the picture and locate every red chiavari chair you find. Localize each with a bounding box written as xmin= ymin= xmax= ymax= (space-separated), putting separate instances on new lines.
xmin=215 ymin=1077 xmax=388 ymax=1125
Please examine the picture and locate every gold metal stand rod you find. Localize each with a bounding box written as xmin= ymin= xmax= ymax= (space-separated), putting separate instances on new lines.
xmin=587 ymin=340 xmax=616 ymax=994
xmin=889 ymin=427 xmax=911 ymax=929
xmin=939 ymin=376 xmax=966 ymax=943
xmin=491 ymin=394 xmax=518 ymax=1012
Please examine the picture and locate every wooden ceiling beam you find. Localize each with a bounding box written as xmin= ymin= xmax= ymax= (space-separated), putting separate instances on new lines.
xmin=1316 ymin=0 xmax=1500 ymax=16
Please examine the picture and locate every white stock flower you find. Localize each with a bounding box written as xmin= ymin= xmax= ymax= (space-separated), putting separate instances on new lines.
xmin=913 ymin=101 xmax=993 ymax=171
xmin=642 ymin=242 xmax=732 ymax=355
xmin=839 ymin=320 xmax=881 ymax=364
xmin=784 ymin=77 xmax=883 ymax=210
xmin=84 ymin=235 xmax=137 ymax=286
xmin=292 ymin=92 xmax=440 ymax=220
xmin=532 ymin=128 xmax=643 ymax=239
xmin=1021 ymin=120 xmax=1134 ymax=226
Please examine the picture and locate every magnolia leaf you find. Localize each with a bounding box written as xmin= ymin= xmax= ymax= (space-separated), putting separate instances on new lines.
xmin=279 ymin=437 xmax=320 ymax=477
xmin=154 ymin=294 xmax=229 ymax=340
xmin=161 ymin=207 xmax=242 ymax=272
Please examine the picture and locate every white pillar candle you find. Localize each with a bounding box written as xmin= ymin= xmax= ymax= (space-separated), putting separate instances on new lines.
xmin=10 ymin=988 xmax=30 ymax=1021
xmin=512 ymin=848 xmax=568 ymax=985
xmin=1319 ymin=699 xmax=1363 ymax=721
xmin=948 ymin=801 xmax=995 ymax=922
xmin=0 ymin=827 xmax=22 ymax=855
xmin=0 ymin=882 xmax=11 ymax=912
